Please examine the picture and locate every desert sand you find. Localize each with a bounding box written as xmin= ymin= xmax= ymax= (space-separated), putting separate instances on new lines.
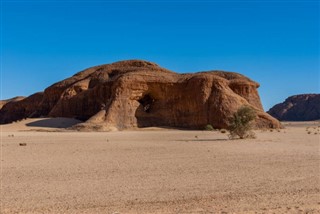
xmin=0 ymin=118 xmax=319 ymax=213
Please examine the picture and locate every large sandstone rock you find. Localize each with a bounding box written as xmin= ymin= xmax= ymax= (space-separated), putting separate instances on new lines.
xmin=268 ymin=94 xmax=320 ymax=121
xmin=0 ymin=60 xmax=281 ymax=129
xmin=0 ymin=96 xmax=25 ymax=110
xmin=0 ymin=93 xmax=43 ymax=124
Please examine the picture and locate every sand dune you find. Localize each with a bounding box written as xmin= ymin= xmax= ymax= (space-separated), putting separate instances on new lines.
xmin=1 ymin=120 xmax=319 ymax=213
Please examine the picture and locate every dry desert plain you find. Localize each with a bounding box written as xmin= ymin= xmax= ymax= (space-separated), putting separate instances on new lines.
xmin=0 ymin=118 xmax=319 ymax=214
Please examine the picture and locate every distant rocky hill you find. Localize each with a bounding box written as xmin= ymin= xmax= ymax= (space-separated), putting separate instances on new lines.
xmin=0 ymin=96 xmax=25 ymax=110
xmin=268 ymin=94 xmax=320 ymax=121
xmin=0 ymin=60 xmax=280 ymax=130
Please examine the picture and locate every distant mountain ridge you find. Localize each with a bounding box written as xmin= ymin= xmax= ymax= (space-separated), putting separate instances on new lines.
xmin=267 ymin=94 xmax=320 ymax=121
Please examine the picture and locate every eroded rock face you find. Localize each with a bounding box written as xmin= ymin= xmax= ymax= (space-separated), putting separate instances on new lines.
xmin=0 ymin=93 xmax=43 ymax=124
xmin=0 ymin=96 xmax=25 ymax=110
xmin=268 ymin=94 xmax=320 ymax=121
xmin=0 ymin=60 xmax=281 ymax=129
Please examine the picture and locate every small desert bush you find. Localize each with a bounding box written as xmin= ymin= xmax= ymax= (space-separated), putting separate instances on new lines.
xmin=204 ymin=124 xmax=214 ymax=131
xmin=228 ymin=106 xmax=256 ymax=139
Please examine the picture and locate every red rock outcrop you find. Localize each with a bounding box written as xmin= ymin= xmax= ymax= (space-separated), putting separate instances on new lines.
xmin=0 ymin=60 xmax=281 ymax=129
xmin=268 ymin=94 xmax=320 ymax=121
xmin=0 ymin=93 xmax=43 ymax=124
xmin=0 ymin=96 xmax=25 ymax=110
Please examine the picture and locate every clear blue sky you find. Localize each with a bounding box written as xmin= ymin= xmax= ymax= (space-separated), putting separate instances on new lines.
xmin=1 ymin=0 xmax=319 ymax=110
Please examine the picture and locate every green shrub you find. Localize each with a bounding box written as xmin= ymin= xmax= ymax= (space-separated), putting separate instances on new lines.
xmin=205 ymin=124 xmax=214 ymax=131
xmin=228 ymin=106 xmax=256 ymax=139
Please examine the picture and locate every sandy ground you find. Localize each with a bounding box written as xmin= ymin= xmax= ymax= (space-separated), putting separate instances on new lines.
xmin=0 ymin=118 xmax=319 ymax=213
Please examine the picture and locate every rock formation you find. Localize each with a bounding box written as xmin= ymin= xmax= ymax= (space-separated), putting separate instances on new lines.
xmin=0 ymin=96 xmax=25 ymax=110
xmin=0 ymin=93 xmax=43 ymax=124
xmin=0 ymin=60 xmax=281 ymax=130
xmin=268 ymin=94 xmax=320 ymax=121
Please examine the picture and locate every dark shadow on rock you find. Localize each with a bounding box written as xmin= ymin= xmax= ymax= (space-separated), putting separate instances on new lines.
xmin=26 ymin=118 xmax=82 ymax=128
